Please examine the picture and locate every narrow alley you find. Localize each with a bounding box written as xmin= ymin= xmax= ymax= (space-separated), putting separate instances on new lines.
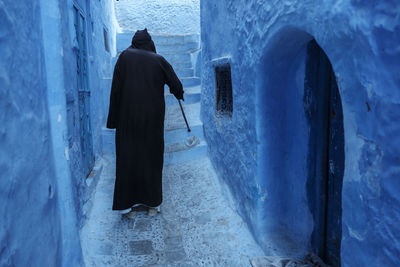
xmin=1 ymin=1 xmax=400 ymax=267
xmin=81 ymin=32 xmax=265 ymax=266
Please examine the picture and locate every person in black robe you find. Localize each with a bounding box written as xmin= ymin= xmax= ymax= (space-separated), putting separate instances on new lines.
xmin=106 ymin=29 xmax=184 ymax=213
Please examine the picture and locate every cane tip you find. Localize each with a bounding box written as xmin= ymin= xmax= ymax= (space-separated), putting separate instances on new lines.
xmin=188 ymin=129 xmax=191 ymax=132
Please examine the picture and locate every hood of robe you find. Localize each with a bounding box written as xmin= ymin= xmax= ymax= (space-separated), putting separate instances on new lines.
xmin=131 ymin=29 xmax=157 ymax=53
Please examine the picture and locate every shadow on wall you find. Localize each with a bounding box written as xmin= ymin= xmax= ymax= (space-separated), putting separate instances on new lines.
xmin=255 ymin=27 xmax=345 ymax=265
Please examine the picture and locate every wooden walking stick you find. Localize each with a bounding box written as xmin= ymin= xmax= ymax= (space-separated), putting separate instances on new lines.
xmin=178 ymin=99 xmax=191 ymax=132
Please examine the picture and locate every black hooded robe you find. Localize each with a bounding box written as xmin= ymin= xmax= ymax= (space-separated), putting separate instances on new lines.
xmin=107 ymin=30 xmax=183 ymax=210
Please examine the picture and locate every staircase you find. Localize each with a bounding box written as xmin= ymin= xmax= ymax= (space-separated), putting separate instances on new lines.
xmin=102 ymin=33 xmax=205 ymax=165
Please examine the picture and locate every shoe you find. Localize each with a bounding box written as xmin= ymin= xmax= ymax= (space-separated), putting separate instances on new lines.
xmin=131 ymin=204 xmax=148 ymax=212
xmin=148 ymin=206 xmax=161 ymax=216
xmin=119 ymin=208 xmax=131 ymax=215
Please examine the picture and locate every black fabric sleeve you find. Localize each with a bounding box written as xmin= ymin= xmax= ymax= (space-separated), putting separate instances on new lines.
xmin=161 ymin=57 xmax=184 ymax=100
xmin=106 ymin=55 xmax=123 ymax=129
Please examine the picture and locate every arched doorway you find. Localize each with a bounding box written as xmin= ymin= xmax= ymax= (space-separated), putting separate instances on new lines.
xmin=255 ymin=28 xmax=345 ymax=265
xmin=304 ymin=39 xmax=345 ymax=266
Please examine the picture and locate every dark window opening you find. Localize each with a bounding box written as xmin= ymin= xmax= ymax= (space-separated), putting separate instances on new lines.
xmin=103 ymin=28 xmax=110 ymax=53
xmin=215 ymin=63 xmax=233 ymax=116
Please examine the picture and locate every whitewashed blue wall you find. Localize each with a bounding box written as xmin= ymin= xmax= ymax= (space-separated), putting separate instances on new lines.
xmin=115 ymin=0 xmax=200 ymax=34
xmin=0 ymin=0 xmax=117 ymax=265
xmin=200 ymin=0 xmax=400 ymax=266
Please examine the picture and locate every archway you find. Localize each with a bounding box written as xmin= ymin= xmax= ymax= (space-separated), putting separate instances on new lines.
xmin=256 ymin=28 xmax=344 ymax=265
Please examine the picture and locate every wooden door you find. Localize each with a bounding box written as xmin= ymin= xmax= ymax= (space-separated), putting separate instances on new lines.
xmin=305 ymin=39 xmax=344 ymax=266
xmin=74 ymin=6 xmax=94 ymax=177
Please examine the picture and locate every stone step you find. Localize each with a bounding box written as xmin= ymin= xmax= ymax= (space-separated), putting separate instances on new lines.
xmin=117 ymin=42 xmax=200 ymax=55
xmin=113 ymin=55 xmax=193 ymax=69
xmin=157 ymin=43 xmax=200 ymax=54
xmin=170 ymin=60 xmax=193 ymax=70
xmin=117 ymin=32 xmax=200 ymax=53
xmin=182 ymin=85 xmax=201 ymax=95
xmin=163 ymin=53 xmax=191 ymax=65
xmin=112 ymin=57 xmax=195 ymax=80
xmin=117 ymin=43 xmax=200 ymax=55
xmin=176 ymin=68 xmax=194 ymax=78
xmin=115 ymin=32 xmax=198 ymax=73
xmin=164 ymin=102 xmax=201 ymax=131
xmin=152 ymin=34 xmax=200 ymax=46
xmin=165 ymin=93 xmax=200 ymax=105
xmin=104 ymin=77 xmax=200 ymax=105
xmin=81 ymin=157 xmax=104 ymax=221
xmin=113 ymin=54 xmax=192 ymax=68
xmin=164 ymin=142 xmax=207 ymax=165
xmin=181 ymin=77 xmax=201 ymax=87
xmin=165 ymin=85 xmax=201 ymax=105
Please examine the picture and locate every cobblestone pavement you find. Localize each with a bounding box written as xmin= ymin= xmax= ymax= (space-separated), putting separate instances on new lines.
xmin=81 ymin=151 xmax=265 ymax=266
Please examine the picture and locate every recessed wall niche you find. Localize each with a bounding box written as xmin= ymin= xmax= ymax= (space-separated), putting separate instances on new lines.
xmin=215 ymin=62 xmax=233 ymax=117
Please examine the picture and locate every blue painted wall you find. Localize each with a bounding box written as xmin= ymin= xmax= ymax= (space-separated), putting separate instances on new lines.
xmin=0 ymin=0 xmax=116 ymax=265
xmin=114 ymin=0 xmax=200 ymax=34
xmin=200 ymin=0 xmax=400 ymax=265
xmin=0 ymin=1 xmax=62 ymax=266
xmin=59 ymin=0 xmax=116 ymax=222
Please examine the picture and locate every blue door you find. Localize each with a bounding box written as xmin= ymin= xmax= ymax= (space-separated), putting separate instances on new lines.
xmin=304 ymin=40 xmax=345 ymax=266
xmin=74 ymin=6 xmax=94 ymax=177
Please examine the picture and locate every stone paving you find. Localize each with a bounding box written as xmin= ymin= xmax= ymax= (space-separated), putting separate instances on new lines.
xmin=81 ymin=151 xmax=265 ymax=266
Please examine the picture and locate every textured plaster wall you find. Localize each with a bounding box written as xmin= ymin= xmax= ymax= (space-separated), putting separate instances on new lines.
xmin=60 ymin=0 xmax=116 ymax=220
xmin=0 ymin=0 xmax=116 ymax=265
xmin=200 ymin=0 xmax=400 ymax=265
xmin=115 ymin=0 xmax=200 ymax=34
xmin=0 ymin=1 xmax=62 ymax=266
